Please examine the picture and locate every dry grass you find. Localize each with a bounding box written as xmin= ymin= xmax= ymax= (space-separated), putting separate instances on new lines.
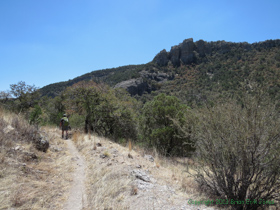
xmin=71 ymin=130 xmax=82 ymax=143
xmin=128 ymin=140 xmax=132 ymax=152
xmin=0 ymin=107 xmax=212 ymax=209
xmin=0 ymin=108 xmax=74 ymax=209
xmin=72 ymin=134 xmax=135 ymax=209
xmin=72 ymin=132 xmax=212 ymax=210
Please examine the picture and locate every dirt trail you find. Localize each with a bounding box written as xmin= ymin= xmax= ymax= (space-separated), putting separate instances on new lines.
xmin=64 ymin=139 xmax=88 ymax=210
xmin=60 ymin=132 xmax=215 ymax=210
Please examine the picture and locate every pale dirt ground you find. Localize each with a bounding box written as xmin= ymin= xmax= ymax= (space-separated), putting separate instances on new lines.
xmin=63 ymin=139 xmax=88 ymax=210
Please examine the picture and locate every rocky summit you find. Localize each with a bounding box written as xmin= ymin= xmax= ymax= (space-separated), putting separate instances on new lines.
xmin=153 ymin=38 xmax=263 ymax=66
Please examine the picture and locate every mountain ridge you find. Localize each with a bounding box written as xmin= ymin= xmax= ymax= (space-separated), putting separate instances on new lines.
xmin=40 ymin=38 xmax=280 ymax=100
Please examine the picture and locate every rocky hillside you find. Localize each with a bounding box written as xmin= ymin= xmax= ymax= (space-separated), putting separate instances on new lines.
xmin=153 ymin=38 xmax=252 ymax=66
xmin=40 ymin=38 xmax=280 ymax=101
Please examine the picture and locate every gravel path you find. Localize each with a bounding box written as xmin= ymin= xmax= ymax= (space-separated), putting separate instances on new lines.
xmin=64 ymin=139 xmax=88 ymax=210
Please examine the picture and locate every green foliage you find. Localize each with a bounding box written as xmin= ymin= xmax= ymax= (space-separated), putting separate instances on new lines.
xmin=38 ymin=94 xmax=66 ymax=126
xmin=9 ymin=81 xmax=40 ymax=111
xmin=69 ymin=113 xmax=85 ymax=129
xmin=64 ymin=81 xmax=137 ymax=141
xmin=29 ymin=105 xmax=42 ymax=125
xmin=0 ymin=91 xmax=11 ymax=104
xmin=140 ymin=93 xmax=192 ymax=156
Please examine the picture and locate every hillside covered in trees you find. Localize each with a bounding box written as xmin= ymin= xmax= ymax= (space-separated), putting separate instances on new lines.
xmin=40 ymin=38 xmax=280 ymax=104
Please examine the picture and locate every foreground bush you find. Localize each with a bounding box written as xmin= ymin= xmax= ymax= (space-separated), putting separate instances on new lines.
xmin=193 ymin=94 xmax=280 ymax=209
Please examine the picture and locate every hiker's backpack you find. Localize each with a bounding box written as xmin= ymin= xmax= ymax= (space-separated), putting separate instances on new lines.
xmin=62 ymin=117 xmax=69 ymax=127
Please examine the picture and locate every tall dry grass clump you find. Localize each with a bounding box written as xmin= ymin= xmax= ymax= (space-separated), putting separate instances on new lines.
xmin=0 ymin=106 xmax=42 ymax=151
xmin=128 ymin=140 xmax=132 ymax=152
xmin=72 ymin=130 xmax=81 ymax=143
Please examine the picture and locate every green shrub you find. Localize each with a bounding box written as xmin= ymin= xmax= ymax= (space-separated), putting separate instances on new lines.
xmin=64 ymin=81 xmax=138 ymax=140
xmin=140 ymin=93 xmax=193 ymax=156
xmin=69 ymin=113 xmax=85 ymax=129
xmin=29 ymin=105 xmax=42 ymax=125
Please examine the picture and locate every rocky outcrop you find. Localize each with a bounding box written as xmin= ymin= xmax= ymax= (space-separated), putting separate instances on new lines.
xmin=139 ymin=71 xmax=174 ymax=82
xmin=114 ymin=78 xmax=150 ymax=96
xmin=114 ymin=71 xmax=174 ymax=96
xmin=153 ymin=49 xmax=169 ymax=67
xmin=169 ymin=45 xmax=181 ymax=67
xmin=144 ymin=154 xmax=154 ymax=162
xmin=196 ymin=39 xmax=209 ymax=56
xmin=153 ymin=38 xmax=280 ymax=67
xmin=132 ymin=169 xmax=151 ymax=182
xmin=180 ymin=38 xmax=195 ymax=65
xmin=34 ymin=134 xmax=49 ymax=152
xmin=154 ymin=38 xmax=197 ymax=66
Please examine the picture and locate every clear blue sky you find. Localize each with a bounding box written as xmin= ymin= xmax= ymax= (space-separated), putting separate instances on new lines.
xmin=1 ymin=0 xmax=279 ymax=91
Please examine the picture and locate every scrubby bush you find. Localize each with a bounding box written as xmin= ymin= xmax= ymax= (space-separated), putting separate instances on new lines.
xmin=193 ymin=93 xmax=280 ymax=209
xmin=29 ymin=105 xmax=42 ymax=125
xmin=64 ymin=81 xmax=138 ymax=141
xmin=69 ymin=113 xmax=85 ymax=129
xmin=42 ymin=94 xmax=66 ymax=126
xmin=9 ymin=81 xmax=40 ymax=111
xmin=140 ymin=93 xmax=193 ymax=156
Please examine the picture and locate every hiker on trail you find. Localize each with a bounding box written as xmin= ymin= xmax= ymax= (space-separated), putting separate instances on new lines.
xmin=60 ymin=114 xmax=69 ymax=139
